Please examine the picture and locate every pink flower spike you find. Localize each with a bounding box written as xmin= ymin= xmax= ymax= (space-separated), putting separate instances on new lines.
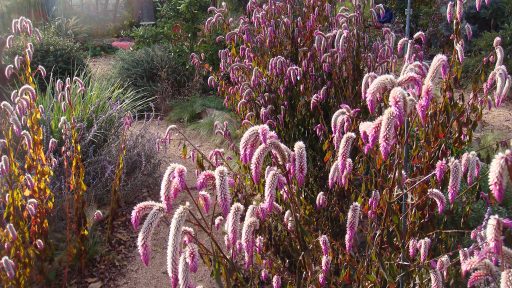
xmin=294 ymin=141 xmax=307 ymax=186
xmin=427 ymin=189 xmax=447 ymax=214
xmin=345 ymin=202 xmax=360 ymax=253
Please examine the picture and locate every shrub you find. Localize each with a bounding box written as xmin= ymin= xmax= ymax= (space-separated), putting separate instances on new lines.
xmin=131 ymin=0 xmax=512 ymax=287
xmin=113 ymin=44 xmax=195 ymax=110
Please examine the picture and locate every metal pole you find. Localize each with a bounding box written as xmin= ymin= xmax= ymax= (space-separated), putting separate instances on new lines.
xmin=400 ymin=1 xmax=412 ymax=288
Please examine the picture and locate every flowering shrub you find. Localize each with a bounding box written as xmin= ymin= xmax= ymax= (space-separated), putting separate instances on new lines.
xmin=132 ymin=0 xmax=512 ymax=287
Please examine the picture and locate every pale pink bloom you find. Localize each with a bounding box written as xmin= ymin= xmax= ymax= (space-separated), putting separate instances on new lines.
xmin=198 ymin=191 xmax=211 ymax=214
xmin=502 ymin=270 xmax=512 ymax=288
xmin=6 ymin=223 xmax=16 ymax=241
xmin=456 ymin=0 xmax=463 ymax=22
xmin=167 ymin=203 xmax=190 ymax=288
xmin=446 ymin=2 xmax=454 ymax=23
xmin=272 ymin=275 xmax=281 ymax=288
xmin=1 ymin=256 xmax=15 ymax=279
xmin=241 ymin=216 xmax=259 ymax=269
xmin=379 ymin=108 xmax=397 ymax=160
xmin=225 ymin=203 xmax=244 ymax=256
xmin=215 ymin=166 xmax=232 ymax=217
xmin=316 ymin=192 xmax=327 ymax=209
xmin=417 ymin=238 xmax=431 ymax=263
xmin=196 ymin=170 xmax=215 ymax=190
xmin=426 ymin=54 xmax=449 ymax=83
xmin=409 ymin=238 xmax=418 ymax=258
xmin=337 ymin=132 xmax=356 ymax=173
xmin=131 ymin=201 xmax=163 ymax=230
xmin=345 ymin=202 xmax=360 ymax=253
xmin=368 ymin=190 xmax=380 ymax=219
xmin=319 ymin=235 xmax=330 ymax=256
xmin=160 ymin=164 xmax=179 ymax=212
xmin=294 ymin=141 xmax=307 ymax=186
xmin=182 ymin=227 xmax=195 ymax=245
xmin=250 ymin=144 xmax=271 ymax=183
xmin=260 ymin=269 xmax=269 ymax=282
xmin=448 ymin=159 xmax=462 ymax=204
xmin=465 ymin=23 xmax=473 ymax=41
xmin=284 ymin=210 xmax=294 ymax=231
xmin=93 ymin=210 xmax=103 ymax=222
xmin=435 ymin=159 xmax=448 ymax=183
xmin=494 ymin=37 xmax=502 ymax=48
xmin=328 ymin=160 xmax=340 ymax=189
xmin=427 ymin=189 xmax=447 ymax=214
xmin=365 ymin=75 xmax=397 ymax=113
xmin=264 ymin=171 xmax=279 ymax=213
xmin=436 ymin=255 xmax=450 ymax=279
xmin=35 ymin=239 xmax=44 ymax=250
xmin=137 ymin=206 xmax=165 ymax=266
xmin=413 ymin=31 xmax=426 ymax=44
xmin=178 ymin=253 xmax=189 ymax=288
xmin=455 ymin=42 xmax=464 ymax=63
xmin=185 ymin=243 xmax=199 ymax=273
xmin=486 ymin=215 xmax=503 ymax=255
xmin=429 ymin=269 xmax=443 ymax=288
xmin=476 ymin=0 xmax=483 ymax=11
xmin=488 ymin=150 xmax=510 ymax=203
xmin=240 ymin=125 xmax=263 ymax=164
xmin=214 ymin=216 xmax=224 ymax=230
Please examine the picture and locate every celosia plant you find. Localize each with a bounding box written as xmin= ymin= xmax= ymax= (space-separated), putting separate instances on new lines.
xmin=132 ymin=0 xmax=512 ymax=287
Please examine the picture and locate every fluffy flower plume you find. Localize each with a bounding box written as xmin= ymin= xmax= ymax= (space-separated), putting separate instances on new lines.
xmin=167 ymin=203 xmax=190 ymax=288
xmin=1 ymin=256 xmax=15 ymax=279
xmin=240 ymin=125 xmax=265 ymax=164
xmin=337 ymin=132 xmax=356 ymax=174
xmin=417 ymin=238 xmax=431 ymax=263
xmin=436 ymin=255 xmax=450 ymax=279
xmin=378 ymin=108 xmax=397 ymax=160
xmin=137 ymin=206 xmax=165 ymax=266
xmin=272 ymin=275 xmax=281 ymax=288
xmin=264 ymin=171 xmax=279 ymax=213
xmin=316 ymin=192 xmax=327 ymax=209
xmin=488 ymin=150 xmax=510 ymax=203
xmin=319 ymin=235 xmax=330 ymax=256
xmin=178 ymin=253 xmax=189 ymax=288
xmin=345 ymin=202 xmax=360 ymax=253
xmin=486 ymin=215 xmax=503 ymax=255
xmin=241 ymin=216 xmax=259 ymax=269
xmin=448 ymin=159 xmax=462 ymax=204
xmin=429 ymin=269 xmax=443 ymax=288
xmin=160 ymin=164 xmax=187 ymax=212
xmin=365 ymin=75 xmax=397 ymax=113
xmin=368 ymin=190 xmax=380 ymax=219
xmin=198 ymin=191 xmax=211 ymax=214
xmin=409 ymin=238 xmax=418 ymax=258
xmin=225 ymin=203 xmax=244 ymax=255
xmin=196 ymin=170 xmax=215 ymax=190
xmin=447 ymin=2 xmax=454 ymax=23
xmin=502 ymin=270 xmax=512 ymax=288
xmin=427 ymin=189 xmax=447 ymax=214
xmin=435 ymin=159 xmax=448 ymax=183
xmin=294 ymin=141 xmax=307 ymax=186
xmin=215 ymin=166 xmax=232 ymax=217
xmin=185 ymin=243 xmax=199 ymax=273
xmin=284 ymin=210 xmax=294 ymax=231
xmin=131 ymin=201 xmax=163 ymax=230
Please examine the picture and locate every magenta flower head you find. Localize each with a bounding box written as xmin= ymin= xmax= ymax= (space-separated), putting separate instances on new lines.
xmin=456 ymin=0 xmax=463 ymax=22
xmin=294 ymin=141 xmax=307 ymax=186
xmin=486 ymin=215 xmax=503 ymax=256
xmin=417 ymin=237 xmax=431 ymax=263
xmin=131 ymin=201 xmax=163 ymax=230
xmin=448 ymin=158 xmax=462 ymax=204
xmin=345 ymin=202 xmax=360 ymax=253
xmin=241 ymin=216 xmax=259 ymax=269
xmin=93 ymin=210 xmax=103 ymax=222
xmin=272 ymin=275 xmax=281 ymax=288
xmin=316 ymin=192 xmax=327 ymax=209
xmin=215 ymin=166 xmax=232 ymax=217
xmin=185 ymin=243 xmax=199 ymax=273
xmin=435 ymin=159 xmax=448 ymax=183
xmin=427 ymin=189 xmax=447 ymax=214
xmin=167 ymin=203 xmax=190 ymax=288
xmin=198 ymin=191 xmax=211 ymax=214
xmin=240 ymin=125 xmax=263 ymax=164
xmin=264 ymin=170 xmax=279 ymax=213
xmin=196 ymin=170 xmax=215 ymax=190
xmin=409 ymin=238 xmax=418 ymax=258
xmin=379 ymin=108 xmax=397 ymax=160
xmin=319 ymin=235 xmax=330 ymax=256
xmin=214 ymin=216 xmax=224 ymax=230
xmin=488 ymin=150 xmax=511 ymax=203
xmin=430 ymin=269 xmax=443 ymax=288
xmin=1 ymin=256 xmax=15 ymax=279
xmin=225 ymin=203 xmax=244 ymax=256
xmin=137 ymin=205 xmax=165 ymax=266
